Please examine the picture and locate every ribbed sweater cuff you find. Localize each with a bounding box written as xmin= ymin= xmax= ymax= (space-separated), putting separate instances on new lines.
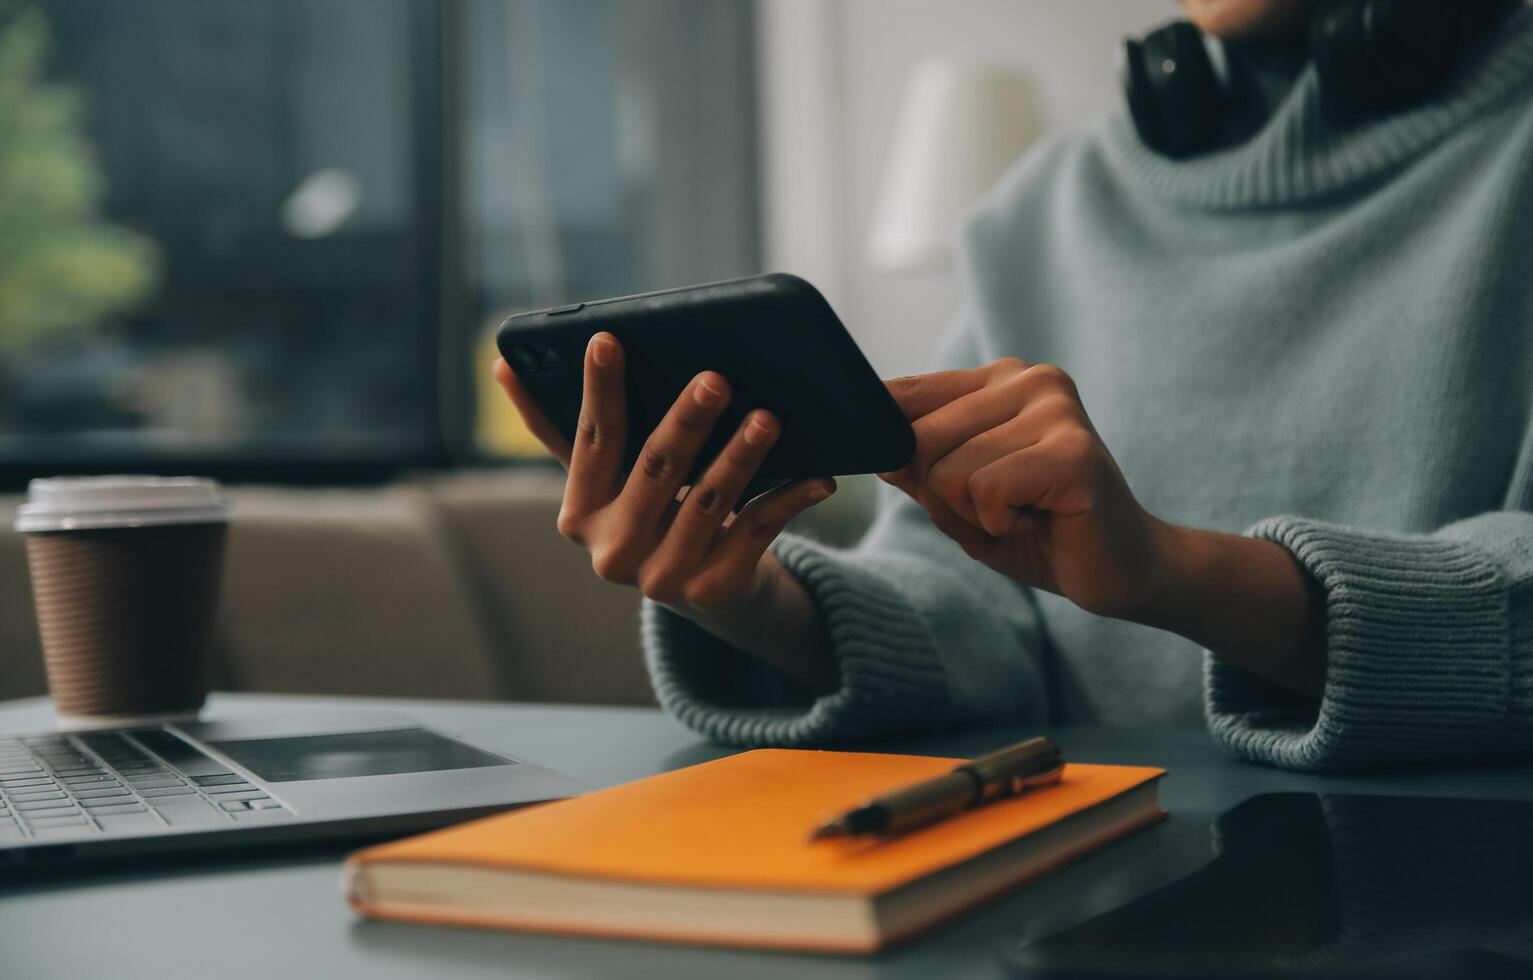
xmin=1205 ymin=517 xmax=1511 ymax=772
xmin=643 ymin=534 xmax=950 ymax=747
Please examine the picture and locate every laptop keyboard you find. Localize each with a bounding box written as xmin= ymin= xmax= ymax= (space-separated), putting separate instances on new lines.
xmin=0 ymin=729 xmax=291 ymax=843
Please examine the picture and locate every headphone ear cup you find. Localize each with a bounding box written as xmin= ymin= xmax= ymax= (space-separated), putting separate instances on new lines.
xmin=1121 ymin=21 xmax=1226 ymax=159
xmin=1312 ymin=0 xmax=1441 ymax=113
xmin=1312 ymin=0 xmax=1519 ymax=115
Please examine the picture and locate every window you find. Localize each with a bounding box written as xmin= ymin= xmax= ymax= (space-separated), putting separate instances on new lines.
xmin=463 ymin=0 xmax=760 ymax=457
xmin=0 ymin=0 xmax=759 ymax=484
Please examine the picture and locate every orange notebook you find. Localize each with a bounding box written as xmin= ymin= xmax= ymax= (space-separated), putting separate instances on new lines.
xmin=345 ymin=749 xmax=1165 ymax=953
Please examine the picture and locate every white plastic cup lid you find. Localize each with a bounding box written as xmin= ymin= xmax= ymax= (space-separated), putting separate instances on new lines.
xmin=15 ymin=476 xmax=229 ymax=533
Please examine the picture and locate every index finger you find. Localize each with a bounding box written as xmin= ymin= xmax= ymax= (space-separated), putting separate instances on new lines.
xmin=885 ymin=367 xmax=992 ymax=421
xmin=566 ymin=332 xmax=628 ymax=514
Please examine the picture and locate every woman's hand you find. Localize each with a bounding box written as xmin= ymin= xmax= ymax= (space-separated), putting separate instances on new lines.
xmin=884 ymin=357 xmax=1328 ymax=698
xmin=493 ymin=332 xmax=841 ymax=692
xmin=494 ymin=332 xmax=834 ymax=611
xmin=882 ymin=358 xmax=1174 ymax=618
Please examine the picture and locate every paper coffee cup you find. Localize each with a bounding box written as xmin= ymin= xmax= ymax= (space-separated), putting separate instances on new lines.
xmin=16 ymin=477 xmax=230 ymax=724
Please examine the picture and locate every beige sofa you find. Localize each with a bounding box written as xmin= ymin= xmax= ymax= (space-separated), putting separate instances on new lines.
xmin=0 ymin=468 xmax=875 ymax=707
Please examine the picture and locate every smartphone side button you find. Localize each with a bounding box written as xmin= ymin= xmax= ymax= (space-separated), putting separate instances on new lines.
xmin=547 ymin=303 xmax=585 ymax=315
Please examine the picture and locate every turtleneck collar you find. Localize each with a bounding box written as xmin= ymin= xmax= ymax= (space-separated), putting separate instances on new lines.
xmin=1105 ymin=5 xmax=1533 ymax=210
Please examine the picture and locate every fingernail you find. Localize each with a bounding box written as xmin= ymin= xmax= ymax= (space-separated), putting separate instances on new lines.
xmin=590 ymin=335 xmax=614 ymax=367
xmin=743 ymin=413 xmax=774 ymax=445
xmin=694 ymin=377 xmax=724 ymax=407
xmin=809 ymin=481 xmax=835 ymax=501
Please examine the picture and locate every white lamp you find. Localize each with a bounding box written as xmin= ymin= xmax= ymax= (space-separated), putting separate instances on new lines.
xmin=866 ymin=59 xmax=1045 ymax=273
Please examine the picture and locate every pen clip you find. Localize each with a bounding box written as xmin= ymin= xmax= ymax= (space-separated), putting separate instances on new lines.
xmin=961 ymin=736 xmax=1064 ymax=803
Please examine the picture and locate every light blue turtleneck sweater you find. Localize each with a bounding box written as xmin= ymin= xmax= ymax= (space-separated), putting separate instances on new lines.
xmin=642 ymin=10 xmax=1533 ymax=772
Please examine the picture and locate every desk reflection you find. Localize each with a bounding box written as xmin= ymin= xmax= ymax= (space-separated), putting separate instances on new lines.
xmin=1010 ymin=793 xmax=1533 ymax=978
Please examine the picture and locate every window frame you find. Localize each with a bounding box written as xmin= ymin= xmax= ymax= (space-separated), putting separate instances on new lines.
xmin=0 ymin=0 xmax=760 ymax=492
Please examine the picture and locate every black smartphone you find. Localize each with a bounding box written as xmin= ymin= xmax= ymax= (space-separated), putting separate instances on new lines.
xmin=496 ymin=273 xmax=915 ymax=487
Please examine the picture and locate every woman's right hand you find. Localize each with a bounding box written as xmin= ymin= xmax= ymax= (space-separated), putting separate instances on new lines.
xmin=492 ymin=331 xmax=836 ymax=616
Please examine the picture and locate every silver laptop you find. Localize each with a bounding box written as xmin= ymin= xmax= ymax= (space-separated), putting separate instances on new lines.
xmin=0 ymin=712 xmax=586 ymax=868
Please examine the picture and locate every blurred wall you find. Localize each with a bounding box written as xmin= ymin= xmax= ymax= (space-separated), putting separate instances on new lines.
xmin=758 ymin=0 xmax=1168 ymax=378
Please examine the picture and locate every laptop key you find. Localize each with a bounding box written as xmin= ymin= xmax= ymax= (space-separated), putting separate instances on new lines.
xmin=94 ymin=812 xmax=163 ymax=834
xmin=82 ymin=796 xmax=142 ymax=809
xmin=124 ymin=776 xmax=181 ymax=789
xmin=192 ymin=774 xmax=246 ymax=787
xmin=86 ymin=802 xmax=147 ymax=817
xmin=202 ymin=784 xmax=257 ymax=796
xmin=78 ymin=732 xmax=133 ymax=751
xmin=27 ymin=813 xmax=89 ymax=827
xmin=17 ymin=801 xmax=79 ymax=814
xmin=30 ymin=825 xmax=92 ymax=839
xmin=247 ymin=799 xmax=283 ymax=810
xmin=152 ymin=799 xmax=227 ymax=828
xmin=219 ymin=800 xmax=250 ymax=811
xmin=13 ymin=793 xmax=68 ymax=806
xmin=11 ymin=786 xmax=67 ymax=798
xmin=139 ymin=786 xmax=195 ymax=798
xmin=206 ymin=789 xmax=266 ymax=801
xmin=230 ymin=808 xmax=291 ymax=821
xmin=75 ymin=787 xmax=133 ymax=800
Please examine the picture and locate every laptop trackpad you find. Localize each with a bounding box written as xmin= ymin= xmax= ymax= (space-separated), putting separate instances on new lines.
xmin=203 ymin=728 xmax=514 ymax=783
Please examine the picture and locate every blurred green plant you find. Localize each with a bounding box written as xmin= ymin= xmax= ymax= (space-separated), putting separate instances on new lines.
xmin=0 ymin=2 xmax=158 ymax=350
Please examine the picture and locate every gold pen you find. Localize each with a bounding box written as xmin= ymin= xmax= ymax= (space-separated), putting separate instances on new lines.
xmin=809 ymin=736 xmax=1065 ymax=841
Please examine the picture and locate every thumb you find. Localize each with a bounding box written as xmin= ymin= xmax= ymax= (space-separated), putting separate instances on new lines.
xmin=493 ymin=357 xmax=574 ymax=466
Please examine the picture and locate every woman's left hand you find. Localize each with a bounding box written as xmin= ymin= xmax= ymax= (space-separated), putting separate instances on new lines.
xmin=881 ymin=358 xmax=1177 ymax=619
xmin=883 ymin=357 xmax=1329 ymax=699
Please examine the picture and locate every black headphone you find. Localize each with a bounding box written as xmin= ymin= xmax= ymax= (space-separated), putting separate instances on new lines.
xmin=1122 ymin=0 xmax=1520 ymax=159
